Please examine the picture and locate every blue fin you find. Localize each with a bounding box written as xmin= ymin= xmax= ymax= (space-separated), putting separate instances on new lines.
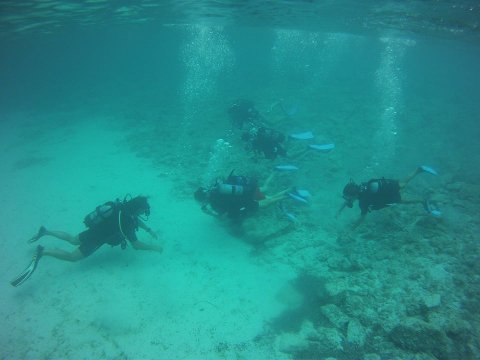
xmin=290 ymin=131 xmax=314 ymax=140
xmin=294 ymin=188 xmax=311 ymax=198
xmin=423 ymin=200 xmax=442 ymax=217
xmin=309 ymin=143 xmax=335 ymax=152
xmin=420 ymin=165 xmax=438 ymax=176
xmin=275 ymin=165 xmax=299 ymax=171
xmin=288 ymin=193 xmax=309 ymax=204
xmin=279 ymin=202 xmax=297 ymax=222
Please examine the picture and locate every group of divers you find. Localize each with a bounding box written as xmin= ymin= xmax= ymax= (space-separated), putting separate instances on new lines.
xmin=10 ymin=99 xmax=441 ymax=287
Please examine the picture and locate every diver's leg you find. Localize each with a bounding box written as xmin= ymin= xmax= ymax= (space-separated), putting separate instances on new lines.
xmin=259 ymin=189 xmax=289 ymax=208
xmin=260 ymin=172 xmax=275 ymax=193
xmin=399 ymin=167 xmax=422 ymax=189
xmin=44 ymin=229 xmax=80 ymax=245
xmin=131 ymin=240 xmax=163 ymax=253
xmin=42 ymin=248 xmax=84 ymax=262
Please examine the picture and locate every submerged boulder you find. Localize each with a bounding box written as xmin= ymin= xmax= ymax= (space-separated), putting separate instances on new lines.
xmin=389 ymin=317 xmax=450 ymax=360
xmin=347 ymin=319 xmax=367 ymax=348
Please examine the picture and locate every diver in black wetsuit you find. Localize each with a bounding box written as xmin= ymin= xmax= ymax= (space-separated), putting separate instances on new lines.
xmin=194 ymin=172 xmax=288 ymax=224
xmin=227 ymin=99 xmax=306 ymax=161
xmin=10 ymin=196 xmax=163 ymax=287
xmin=241 ymin=126 xmax=287 ymax=160
xmin=337 ymin=166 xmax=439 ymax=229
xmin=29 ymin=196 xmax=162 ymax=262
xmin=227 ymin=99 xmax=264 ymax=129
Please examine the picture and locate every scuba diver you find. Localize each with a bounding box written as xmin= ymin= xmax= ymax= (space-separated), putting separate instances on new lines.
xmin=227 ymin=98 xmax=264 ymax=130
xmin=241 ymin=126 xmax=287 ymax=160
xmin=337 ymin=166 xmax=440 ymax=229
xmin=228 ymin=98 xmax=312 ymax=161
xmin=227 ymin=99 xmax=292 ymax=160
xmin=11 ymin=195 xmax=162 ymax=287
xmin=194 ymin=171 xmax=289 ymax=223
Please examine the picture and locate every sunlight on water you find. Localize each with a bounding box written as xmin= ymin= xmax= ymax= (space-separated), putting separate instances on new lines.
xmin=1 ymin=1 xmax=479 ymax=41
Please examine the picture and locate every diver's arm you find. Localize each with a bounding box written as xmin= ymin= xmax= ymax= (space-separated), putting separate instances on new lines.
xmin=351 ymin=213 xmax=366 ymax=230
xmin=131 ymin=240 xmax=163 ymax=253
xmin=335 ymin=202 xmax=348 ymax=219
xmin=201 ymin=204 xmax=221 ymax=218
xmin=137 ymin=219 xmax=158 ymax=239
xmin=260 ymin=172 xmax=275 ymax=193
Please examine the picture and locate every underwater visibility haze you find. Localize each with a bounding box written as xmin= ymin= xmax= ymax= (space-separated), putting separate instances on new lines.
xmin=0 ymin=1 xmax=479 ymax=359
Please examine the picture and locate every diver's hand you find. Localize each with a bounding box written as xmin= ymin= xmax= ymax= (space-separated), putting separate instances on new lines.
xmin=147 ymin=228 xmax=158 ymax=240
xmin=335 ymin=202 xmax=348 ymax=219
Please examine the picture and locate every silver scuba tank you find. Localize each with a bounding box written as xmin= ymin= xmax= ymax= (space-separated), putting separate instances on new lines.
xmin=218 ymin=183 xmax=244 ymax=196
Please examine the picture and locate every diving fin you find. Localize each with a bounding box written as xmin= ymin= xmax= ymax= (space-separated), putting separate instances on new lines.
xmin=423 ymin=200 xmax=442 ymax=217
xmin=290 ymin=131 xmax=314 ymax=140
xmin=10 ymin=245 xmax=44 ymax=287
xmin=28 ymin=226 xmax=46 ymax=243
xmin=420 ymin=165 xmax=438 ymax=176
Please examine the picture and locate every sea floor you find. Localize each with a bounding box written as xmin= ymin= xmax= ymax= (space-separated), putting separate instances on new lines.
xmin=0 ymin=110 xmax=478 ymax=360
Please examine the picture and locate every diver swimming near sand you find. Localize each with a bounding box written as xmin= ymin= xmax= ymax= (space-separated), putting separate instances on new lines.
xmin=10 ymin=195 xmax=162 ymax=287
xmin=337 ymin=165 xmax=441 ymax=229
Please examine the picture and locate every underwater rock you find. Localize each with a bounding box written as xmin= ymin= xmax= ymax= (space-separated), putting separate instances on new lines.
xmin=276 ymin=331 xmax=310 ymax=355
xmin=324 ymin=279 xmax=349 ymax=297
xmin=347 ymin=319 xmax=367 ymax=348
xmin=326 ymin=255 xmax=354 ymax=272
xmin=444 ymin=318 xmax=477 ymax=359
xmin=422 ymin=293 xmax=441 ymax=309
xmin=242 ymin=210 xmax=292 ymax=245
xmin=389 ymin=317 xmax=450 ymax=360
xmin=313 ymin=326 xmax=344 ymax=354
xmin=343 ymin=294 xmax=376 ymax=325
xmin=320 ymin=304 xmax=350 ymax=330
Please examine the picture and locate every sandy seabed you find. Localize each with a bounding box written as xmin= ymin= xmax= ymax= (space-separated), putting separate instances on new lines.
xmin=0 ymin=110 xmax=478 ymax=360
xmin=0 ymin=113 xmax=299 ymax=359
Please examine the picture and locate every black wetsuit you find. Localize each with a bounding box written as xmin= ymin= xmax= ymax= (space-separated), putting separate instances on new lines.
xmin=228 ymin=99 xmax=263 ymax=129
xmin=251 ymin=127 xmax=287 ymax=160
xmin=358 ymin=178 xmax=401 ymax=215
xmin=207 ymin=176 xmax=261 ymax=221
xmin=78 ymin=208 xmax=138 ymax=256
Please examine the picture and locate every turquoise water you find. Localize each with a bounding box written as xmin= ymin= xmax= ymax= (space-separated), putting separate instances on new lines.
xmin=1 ymin=1 xmax=479 ymax=359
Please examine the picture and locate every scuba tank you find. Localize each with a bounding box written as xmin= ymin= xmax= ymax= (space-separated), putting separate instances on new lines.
xmin=218 ymin=183 xmax=244 ymax=196
xmin=84 ymin=202 xmax=117 ymax=228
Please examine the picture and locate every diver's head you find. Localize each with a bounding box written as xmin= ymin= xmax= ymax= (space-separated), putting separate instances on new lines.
xmin=342 ymin=180 xmax=360 ymax=207
xmin=125 ymin=196 xmax=151 ymax=216
xmin=194 ymin=187 xmax=209 ymax=204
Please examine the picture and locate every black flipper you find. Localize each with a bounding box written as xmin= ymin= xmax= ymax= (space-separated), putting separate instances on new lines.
xmin=10 ymin=245 xmax=44 ymax=287
xmin=28 ymin=226 xmax=46 ymax=243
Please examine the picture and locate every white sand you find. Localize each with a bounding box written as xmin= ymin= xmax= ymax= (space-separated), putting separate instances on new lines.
xmin=0 ymin=114 xmax=297 ymax=359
